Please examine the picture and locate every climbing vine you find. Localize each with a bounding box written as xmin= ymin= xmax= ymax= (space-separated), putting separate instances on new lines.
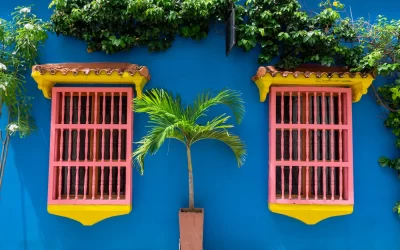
xmin=50 ymin=0 xmax=363 ymax=70
xmin=348 ymin=15 xmax=400 ymax=215
xmin=50 ymin=0 xmax=230 ymax=54
xmin=236 ymin=0 xmax=363 ymax=69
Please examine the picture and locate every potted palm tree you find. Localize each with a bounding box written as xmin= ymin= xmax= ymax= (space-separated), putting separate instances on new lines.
xmin=132 ymin=89 xmax=246 ymax=250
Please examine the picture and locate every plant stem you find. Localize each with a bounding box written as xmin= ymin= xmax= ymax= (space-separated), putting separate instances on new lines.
xmin=187 ymin=146 xmax=194 ymax=210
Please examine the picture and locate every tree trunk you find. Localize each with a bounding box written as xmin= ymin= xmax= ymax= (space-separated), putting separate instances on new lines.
xmin=187 ymin=146 xmax=194 ymax=210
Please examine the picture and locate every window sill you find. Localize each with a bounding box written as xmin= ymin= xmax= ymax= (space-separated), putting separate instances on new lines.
xmin=252 ymin=66 xmax=374 ymax=103
xmin=31 ymin=63 xmax=150 ymax=99
xmin=268 ymin=203 xmax=353 ymax=225
xmin=48 ymin=204 xmax=132 ymax=226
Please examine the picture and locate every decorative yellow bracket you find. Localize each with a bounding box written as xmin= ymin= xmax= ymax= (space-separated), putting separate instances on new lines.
xmin=31 ymin=63 xmax=150 ymax=99
xmin=252 ymin=66 xmax=375 ymax=103
xmin=269 ymin=203 xmax=353 ymax=225
xmin=48 ymin=205 xmax=132 ymax=226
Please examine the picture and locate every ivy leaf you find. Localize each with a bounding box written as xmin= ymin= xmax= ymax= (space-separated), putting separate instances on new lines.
xmin=379 ymin=157 xmax=390 ymax=167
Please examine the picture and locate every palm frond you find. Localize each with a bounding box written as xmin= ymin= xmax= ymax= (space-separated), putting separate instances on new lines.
xmin=191 ymin=129 xmax=246 ymax=167
xmin=132 ymin=125 xmax=185 ymax=175
xmin=187 ymin=89 xmax=245 ymax=124
xmin=134 ymin=89 xmax=184 ymax=125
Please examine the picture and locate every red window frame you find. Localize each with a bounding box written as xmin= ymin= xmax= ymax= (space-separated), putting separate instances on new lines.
xmin=48 ymin=87 xmax=133 ymax=205
xmin=269 ymin=86 xmax=353 ymax=205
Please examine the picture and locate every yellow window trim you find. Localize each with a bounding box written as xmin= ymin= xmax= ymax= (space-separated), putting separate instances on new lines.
xmin=31 ymin=63 xmax=150 ymax=99
xmin=252 ymin=66 xmax=375 ymax=103
xmin=269 ymin=203 xmax=353 ymax=225
xmin=48 ymin=205 xmax=132 ymax=226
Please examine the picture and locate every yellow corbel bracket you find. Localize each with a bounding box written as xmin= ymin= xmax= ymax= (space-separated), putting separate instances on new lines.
xmin=254 ymin=78 xmax=272 ymax=102
xmin=31 ymin=63 xmax=151 ymax=99
xmin=350 ymin=80 xmax=373 ymax=103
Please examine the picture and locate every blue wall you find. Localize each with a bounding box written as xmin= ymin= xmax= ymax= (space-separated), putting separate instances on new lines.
xmin=1 ymin=0 xmax=400 ymax=249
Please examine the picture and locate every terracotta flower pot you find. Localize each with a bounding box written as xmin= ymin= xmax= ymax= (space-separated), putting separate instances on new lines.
xmin=179 ymin=208 xmax=204 ymax=250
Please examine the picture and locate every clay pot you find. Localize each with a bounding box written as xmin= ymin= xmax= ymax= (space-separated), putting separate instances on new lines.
xmin=179 ymin=208 xmax=204 ymax=250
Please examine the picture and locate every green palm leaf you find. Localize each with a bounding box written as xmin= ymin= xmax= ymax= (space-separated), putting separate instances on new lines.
xmin=132 ymin=88 xmax=247 ymax=209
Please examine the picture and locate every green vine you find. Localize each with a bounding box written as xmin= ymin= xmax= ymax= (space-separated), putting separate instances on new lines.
xmin=49 ymin=0 xmax=364 ymax=70
xmin=50 ymin=0 xmax=230 ymax=54
xmin=236 ymin=0 xmax=363 ymax=69
xmin=352 ymin=15 xmax=400 ymax=215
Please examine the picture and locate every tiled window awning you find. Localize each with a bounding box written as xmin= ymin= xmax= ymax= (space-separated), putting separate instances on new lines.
xmin=252 ymin=65 xmax=374 ymax=103
xmin=31 ymin=63 xmax=150 ymax=99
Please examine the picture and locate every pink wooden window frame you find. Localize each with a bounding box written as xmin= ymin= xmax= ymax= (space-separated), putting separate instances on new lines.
xmin=268 ymin=86 xmax=353 ymax=205
xmin=48 ymin=87 xmax=133 ymax=205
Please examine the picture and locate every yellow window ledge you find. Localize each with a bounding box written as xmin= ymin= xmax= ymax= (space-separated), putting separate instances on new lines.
xmin=31 ymin=63 xmax=150 ymax=99
xmin=252 ymin=66 xmax=374 ymax=103
xmin=48 ymin=204 xmax=132 ymax=226
xmin=269 ymin=203 xmax=353 ymax=225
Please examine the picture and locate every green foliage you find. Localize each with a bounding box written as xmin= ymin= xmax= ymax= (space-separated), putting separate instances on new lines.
xmin=50 ymin=0 xmax=230 ymax=54
xmin=132 ymin=88 xmax=246 ymax=175
xmin=50 ymin=0 xmax=366 ymax=70
xmin=353 ymin=16 xmax=400 ymax=74
xmin=0 ymin=6 xmax=50 ymax=191
xmin=0 ymin=7 xmax=50 ymax=137
xmin=236 ymin=0 xmax=363 ymax=69
xmin=358 ymin=16 xmax=400 ymax=216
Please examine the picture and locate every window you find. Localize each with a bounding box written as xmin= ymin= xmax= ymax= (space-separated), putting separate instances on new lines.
xmin=269 ymin=87 xmax=353 ymax=206
xmin=48 ymin=87 xmax=133 ymax=205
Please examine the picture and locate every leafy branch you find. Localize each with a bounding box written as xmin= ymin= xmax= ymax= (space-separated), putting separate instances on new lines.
xmin=0 ymin=6 xmax=50 ymax=192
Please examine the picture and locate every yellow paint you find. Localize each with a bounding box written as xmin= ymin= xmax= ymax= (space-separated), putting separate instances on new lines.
xmin=48 ymin=204 xmax=132 ymax=226
xmin=254 ymin=74 xmax=375 ymax=103
xmin=31 ymin=71 xmax=149 ymax=99
xmin=269 ymin=203 xmax=353 ymax=225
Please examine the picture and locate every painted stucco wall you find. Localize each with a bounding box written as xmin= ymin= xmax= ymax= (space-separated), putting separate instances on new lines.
xmin=1 ymin=0 xmax=400 ymax=249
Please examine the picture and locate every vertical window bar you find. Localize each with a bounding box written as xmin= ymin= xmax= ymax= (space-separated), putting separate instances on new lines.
xmin=84 ymin=166 xmax=88 ymax=199
xmin=58 ymin=167 xmax=62 ymax=200
xmin=331 ymin=167 xmax=335 ymax=200
xmin=313 ymin=92 xmax=317 ymax=200
xmin=305 ymin=93 xmax=309 ymax=200
xmin=92 ymin=166 xmax=96 ymax=200
xmin=314 ymin=92 xmax=317 ymax=125
xmin=69 ymin=92 xmax=73 ymax=124
xmin=322 ymin=93 xmax=326 ymax=200
xmin=297 ymin=92 xmax=300 ymax=125
xmin=322 ymin=93 xmax=325 ymax=125
xmin=109 ymin=167 xmax=113 ymax=200
xmin=339 ymin=94 xmax=343 ymax=163
xmin=289 ymin=92 xmax=293 ymax=124
xmin=118 ymin=92 xmax=123 ymax=162
xmin=289 ymin=166 xmax=292 ymax=200
xmin=67 ymin=166 xmax=71 ymax=200
xmin=85 ymin=129 xmax=89 ymax=163
xmin=297 ymin=92 xmax=301 ymax=199
xmin=101 ymin=166 xmax=104 ymax=199
xmin=75 ymin=167 xmax=79 ymax=199
xmin=298 ymin=166 xmax=302 ymax=199
xmin=306 ymin=165 xmax=309 ymax=200
xmin=93 ymin=92 xmax=98 ymax=161
xmin=340 ymin=166 xmax=343 ymax=200
xmin=281 ymin=165 xmax=284 ymax=199
xmin=86 ymin=92 xmax=90 ymax=124
xmin=281 ymin=92 xmax=284 ymax=124
xmin=117 ymin=165 xmax=121 ymax=200
xmin=77 ymin=92 xmax=81 ymax=124
xmin=314 ymin=166 xmax=317 ymax=200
